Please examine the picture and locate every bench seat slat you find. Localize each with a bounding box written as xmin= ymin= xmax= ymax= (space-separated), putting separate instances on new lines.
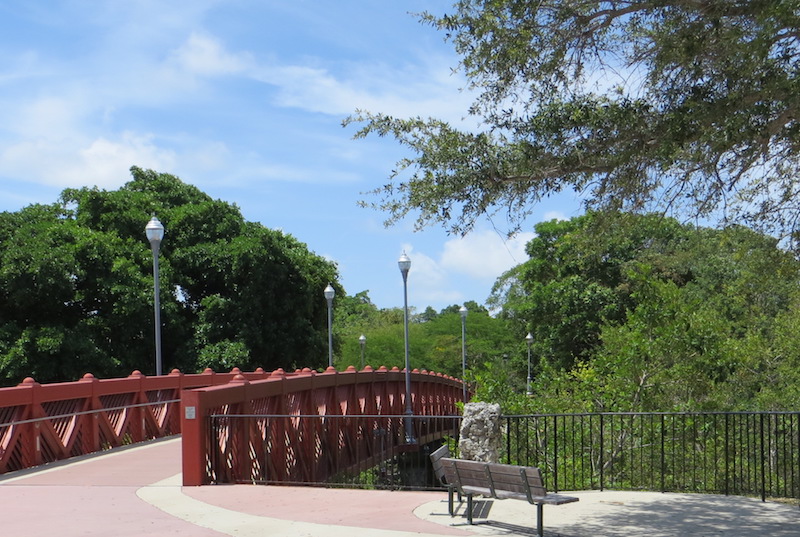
xmin=462 ymin=487 xmax=578 ymax=505
xmin=461 ymin=485 xmax=493 ymax=497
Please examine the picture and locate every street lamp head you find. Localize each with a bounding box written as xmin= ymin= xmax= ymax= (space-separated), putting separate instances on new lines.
xmin=398 ymin=252 xmax=411 ymax=278
xmin=324 ymin=283 xmax=335 ymax=302
xmin=359 ymin=334 xmax=366 ymax=346
xmin=525 ymin=332 xmax=534 ymax=346
xmin=459 ymin=305 xmax=468 ymax=319
xmin=145 ymin=216 xmax=165 ymax=248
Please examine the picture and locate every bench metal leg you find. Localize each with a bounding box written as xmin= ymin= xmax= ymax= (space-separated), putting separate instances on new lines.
xmin=446 ymin=485 xmax=463 ymax=516
xmin=536 ymin=503 xmax=543 ymax=537
xmin=466 ymin=494 xmax=474 ymax=525
xmin=447 ymin=486 xmax=454 ymax=516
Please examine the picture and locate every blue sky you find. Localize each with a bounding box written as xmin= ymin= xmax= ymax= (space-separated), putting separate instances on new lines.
xmin=0 ymin=1 xmax=580 ymax=312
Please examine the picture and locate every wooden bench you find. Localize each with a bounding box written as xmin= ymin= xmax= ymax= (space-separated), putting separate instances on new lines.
xmin=440 ymin=457 xmax=578 ymax=537
xmin=429 ymin=444 xmax=460 ymax=515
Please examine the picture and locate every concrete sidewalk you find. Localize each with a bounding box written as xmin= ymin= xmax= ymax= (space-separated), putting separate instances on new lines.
xmin=1 ymin=437 xmax=798 ymax=536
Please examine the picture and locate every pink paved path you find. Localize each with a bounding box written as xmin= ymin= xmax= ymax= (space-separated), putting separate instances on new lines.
xmin=0 ymin=438 xmax=223 ymax=536
xmin=0 ymin=437 xmax=469 ymax=537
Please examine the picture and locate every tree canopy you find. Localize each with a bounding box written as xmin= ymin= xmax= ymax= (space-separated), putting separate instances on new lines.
xmin=331 ymin=295 xmax=513 ymax=379
xmin=347 ymin=1 xmax=800 ymax=244
xmin=485 ymin=212 xmax=800 ymax=412
xmin=0 ymin=168 xmax=338 ymax=384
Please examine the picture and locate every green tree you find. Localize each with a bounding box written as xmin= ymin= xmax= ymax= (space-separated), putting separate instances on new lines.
xmin=0 ymin=168 xmax=338 ymax=385
xmin=332 ymin=295 xmax=518 ymax=384
xmin=347 ymin=1 xmax=800 ymax=243
xmin=724 ymin=289 xmax=800 ymax=411
xmin=491 ymin=212 xmax=695 ymax=370
xmin=491 ymin=213 xmax=800 ymax=412
xmin=0 ymin=203 xmax=153 ymax=381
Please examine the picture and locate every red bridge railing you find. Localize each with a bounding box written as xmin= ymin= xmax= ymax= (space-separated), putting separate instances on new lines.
xmin=1 ymin=366 xmax=465 ymax=483
xmin=0 ymin=368 xmax=272 ymax=474
xmin=181 ymin=365 xmax=464 ymax=486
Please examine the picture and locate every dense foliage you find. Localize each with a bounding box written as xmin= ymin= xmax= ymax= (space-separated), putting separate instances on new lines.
xmin=347 ymin=1 xmax=800 ymax=244
xmin=331 ymin=294 xmax=516 ymax=380
xmin=0 ymin=168 xmax=338 ymax=385
xmin=483 ymin=213 xmax=800 ymax=413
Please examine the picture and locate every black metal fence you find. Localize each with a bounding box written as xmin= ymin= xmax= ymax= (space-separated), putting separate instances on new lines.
xmin=504 ymin=412 xmax=800 ymax=502
xmin=207 ymin=411 xmax=800 ymax=502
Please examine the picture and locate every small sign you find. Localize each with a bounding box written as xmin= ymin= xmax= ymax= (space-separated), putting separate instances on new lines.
xmin=185 ymin=406 xmax=196 ymax=420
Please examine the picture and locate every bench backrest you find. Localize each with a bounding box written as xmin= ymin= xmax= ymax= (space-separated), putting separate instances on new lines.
xmin=445 ymin=458 xmax=486 ymax=492
xmin=442 ymin=458 xmax=548 ymax=500
xmin=486 ymin=461 xmax=547 ymax=498
xmin=429 ymin=444 xmax=451 ymax=485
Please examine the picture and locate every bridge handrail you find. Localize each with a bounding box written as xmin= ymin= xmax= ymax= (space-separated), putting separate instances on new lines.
xmin=0 ymin=367 xmax=277 ymax=474
xmin=181 ymin=365 xmax=465 ymax=486
xmin=0 ymin=365 xmax=465 ymax=479
xmin=0 ymin=399 xmax=180 ymax=428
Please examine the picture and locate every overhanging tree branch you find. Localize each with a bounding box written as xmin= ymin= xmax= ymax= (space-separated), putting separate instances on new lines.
xmin=348 ymin=0 xmax=800 ymax=246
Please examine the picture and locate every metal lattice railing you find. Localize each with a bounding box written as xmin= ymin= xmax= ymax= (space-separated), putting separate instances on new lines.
xmin=502 ymin=412 xmax=800 ymax=502
xmin=206 ymin=414 xmax=462 ymax=489
xmin=0 ymin=368 xmax=275 ymax=475
xmin=180 ymin=366 xmax=466 ymax=486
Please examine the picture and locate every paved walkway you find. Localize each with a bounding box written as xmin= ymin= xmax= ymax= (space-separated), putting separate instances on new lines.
xmin=1 ymin=437 xmax=798 ymax=536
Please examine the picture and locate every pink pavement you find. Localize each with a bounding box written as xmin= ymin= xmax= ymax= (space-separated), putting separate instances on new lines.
xmin=0 ymin=437 xmax=223 ymax=536
xmin=0 ymin=437 xmax=470 ymax=537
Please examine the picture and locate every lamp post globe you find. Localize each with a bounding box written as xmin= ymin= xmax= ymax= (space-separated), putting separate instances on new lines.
xmin=145 ymin=216 xmax=165 ymax=376
xmin=525 ymin=332 xmax=534 ymax=396
xmin=324 ymin=284 xmax=335 ymax=368
xmin=460 ymin=305 xmax=468 ymax=402
xmin=398 ymin=252 xmax=415 ymax=443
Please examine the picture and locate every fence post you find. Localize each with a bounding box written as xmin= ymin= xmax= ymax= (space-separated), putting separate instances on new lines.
xmin=760 ymin=413 xmax=766 ymax=502
xmin=660 ymin=414 xmax=666 ymax=493
xmin=20 ymin=378 xmax=44 ymax=468
xmin=505 ymin=416 xmax=511 ymax=464
xmin=724 ymin=413 xmax=730 ymax=496
xmin=181 ymin=389 xmax=205 ymax=486
xmin=552 ymin=414 xmax=559 ymax=492
xmin=599 ymin=413 xmax=605 ymax=491
xmin=80 ymin=373 xmax=101 ymax=453
xmin=796 ymin=414 xmax=800 ymax=501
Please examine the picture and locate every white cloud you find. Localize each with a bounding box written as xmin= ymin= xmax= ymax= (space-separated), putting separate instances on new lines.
xmin=71 ymin=133 xmax=177 ymax=186
xmin=253 ymin=53 xmax=475 ymax=124
xmin=169 ymin=32 xmax=253 ymax=76
xmin=1 ymin=129 xmax=176 ymax=189
xmin=440 ymin=230 xmax=535 ymax=280
xmin=400 ymin=244 xmax=444 ymax=286
xmin=542 ymin=210 xmax=567 ymax=221
xmin=0 ymin=8 xmax=478 ymax=195
xmin=399 ymin=244 xmax=462 ymax=306
xmin=396 ymin=229 xmax=535 ymax=309
xmin=9 ymin=95 xmax=85 ymax=140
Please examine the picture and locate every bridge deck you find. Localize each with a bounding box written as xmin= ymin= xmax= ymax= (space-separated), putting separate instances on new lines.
xmin=1 ymin=436 xmax=798 ymax=537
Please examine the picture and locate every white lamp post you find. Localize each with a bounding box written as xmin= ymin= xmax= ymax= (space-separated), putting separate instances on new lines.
xmin=359 ymin=334 xmax=366 ymax=369
xmin=324 ymin=284 xmax=335 ymax=368
xmin=145 ymin=216 xmax=165 ymax=376
xmin=460 ymin=305 xmax=468 ymax=402
xmin=525 ymin=332 xmax=534 ymax=396
xmin=398 ymin=252 xmax=415 ymax=443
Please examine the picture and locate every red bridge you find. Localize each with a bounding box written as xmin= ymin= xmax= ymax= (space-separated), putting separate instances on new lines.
xmin=0 ymin=366 xmax=464 ymax=487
